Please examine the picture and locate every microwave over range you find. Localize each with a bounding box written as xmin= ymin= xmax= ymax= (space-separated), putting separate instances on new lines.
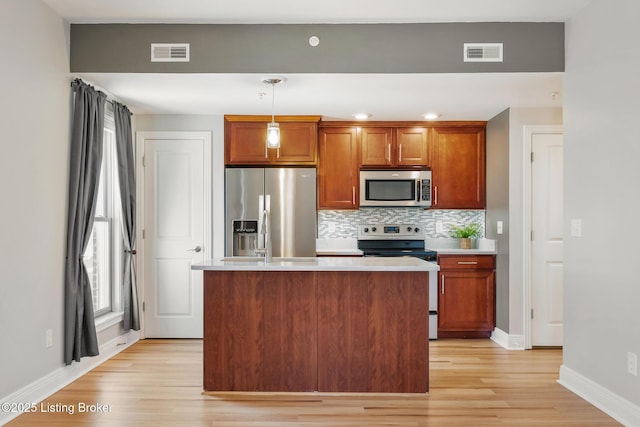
xmin=359 ymin=169 xmax=432 ymax=208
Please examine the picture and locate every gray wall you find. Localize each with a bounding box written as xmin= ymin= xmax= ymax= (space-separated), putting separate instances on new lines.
xmin=0 ymin=0 xmax=70 ymax=398
xmin=486 ymin=108 xmax=510 ymax=332
xmin=70 ymin=22 xmax=564 ymax=73
xmin=563 ymin=0 xmax=640 ymax=407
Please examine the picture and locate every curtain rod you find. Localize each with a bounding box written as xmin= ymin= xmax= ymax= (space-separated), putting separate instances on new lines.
xmin=70 ymin=78 xmax=128 ymax=110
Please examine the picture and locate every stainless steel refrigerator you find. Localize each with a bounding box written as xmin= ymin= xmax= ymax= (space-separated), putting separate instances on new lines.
xmin=225 ymin=168 xmax=317 ymax=257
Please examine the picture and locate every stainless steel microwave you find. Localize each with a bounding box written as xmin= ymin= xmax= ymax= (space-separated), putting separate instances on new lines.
xmin=359 ymin=169 xmax=432 ymax=207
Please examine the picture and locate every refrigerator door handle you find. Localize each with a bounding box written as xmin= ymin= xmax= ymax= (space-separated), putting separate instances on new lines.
xmin=257 ymin=194 xmax=271 ymax=249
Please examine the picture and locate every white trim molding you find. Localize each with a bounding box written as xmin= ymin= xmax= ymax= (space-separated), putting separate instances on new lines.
xmin=559 ymin=365 xmax=640 ymax=427
xmin=0 ymin=330 xmax=140 ymax=426
xmin=491 ymin=327 xmax=526 ymax=350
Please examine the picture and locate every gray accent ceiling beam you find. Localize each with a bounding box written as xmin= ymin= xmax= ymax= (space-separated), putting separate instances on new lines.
xmin=71 ymin=23 xmax=563 ymax=73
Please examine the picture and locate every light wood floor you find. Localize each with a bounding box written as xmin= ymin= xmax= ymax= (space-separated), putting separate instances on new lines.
xmin=7 ymin=339 xmax=620 ymax=426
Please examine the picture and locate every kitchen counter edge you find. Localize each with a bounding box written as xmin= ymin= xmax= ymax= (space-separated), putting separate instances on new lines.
xmin=192 ymin=256 xmax=439 ymax=272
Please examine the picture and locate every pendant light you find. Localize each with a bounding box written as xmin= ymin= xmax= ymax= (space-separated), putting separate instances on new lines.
xmin=261 ymin=76 xmax=286 ymax=149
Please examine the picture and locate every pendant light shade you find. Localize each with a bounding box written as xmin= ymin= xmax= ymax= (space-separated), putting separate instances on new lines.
xmin=266 ymin=122 xmax=280 ymax=148
xmin=261 ymin=76 xmax=286 ymax=149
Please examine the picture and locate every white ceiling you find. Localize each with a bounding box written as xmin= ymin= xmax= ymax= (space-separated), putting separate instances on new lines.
xmin=44 ymin=0 xmax=590 ymax=120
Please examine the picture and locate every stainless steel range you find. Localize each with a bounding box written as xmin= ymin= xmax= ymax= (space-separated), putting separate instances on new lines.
xmin=358 ymin=224 xmax=439 ymax=339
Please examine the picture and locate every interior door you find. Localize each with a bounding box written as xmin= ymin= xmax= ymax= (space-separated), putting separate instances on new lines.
xmin=142 ymin=133 xmax=210 ymax=338
xmin=531 ymin=133 xmax=563 ymax=346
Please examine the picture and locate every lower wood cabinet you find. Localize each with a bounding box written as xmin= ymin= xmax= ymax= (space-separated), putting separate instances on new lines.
xmin=437 ymin=255 xmax=496 ymax=338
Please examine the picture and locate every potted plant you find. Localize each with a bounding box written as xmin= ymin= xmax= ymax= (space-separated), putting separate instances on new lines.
xmin=449 ymin=223 xmax=481 ymax=249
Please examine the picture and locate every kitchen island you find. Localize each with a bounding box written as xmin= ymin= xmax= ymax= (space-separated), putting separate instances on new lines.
xmin=192 ymin=256 xmax=439 ymax=394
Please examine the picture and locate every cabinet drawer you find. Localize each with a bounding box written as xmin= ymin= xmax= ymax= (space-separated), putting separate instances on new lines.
xmin=438 ymin=255 xmax=495 ymax=270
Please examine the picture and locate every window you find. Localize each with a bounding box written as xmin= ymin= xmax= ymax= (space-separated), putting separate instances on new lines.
xmin=83 ymin=105 xmax=123 ymax=317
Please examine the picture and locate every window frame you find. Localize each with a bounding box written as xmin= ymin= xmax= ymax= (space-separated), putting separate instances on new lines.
xmin=84 ymin=105 xmax=123 ymax=319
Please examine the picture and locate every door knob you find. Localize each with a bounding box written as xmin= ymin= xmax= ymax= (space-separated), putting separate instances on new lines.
xmin=188 ymin=246 xmax=202 ymax=253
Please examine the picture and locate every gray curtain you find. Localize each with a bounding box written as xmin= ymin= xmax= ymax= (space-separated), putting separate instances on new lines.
xmin=64 ymin=79 xmax=107 ymax=364
xmin=113 ymin=102 xmax=140 ymax=331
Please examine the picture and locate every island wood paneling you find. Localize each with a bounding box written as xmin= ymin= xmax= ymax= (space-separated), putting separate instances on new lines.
xmin=205 ymin=269 xmax=429 ymax=393
xmin=204 ymin=271 xmax=317 ymax=391
xmin=317 ymin=271 xmax=428 ymax=393
xmin=317 ymin=272 xmax=369 ymax=392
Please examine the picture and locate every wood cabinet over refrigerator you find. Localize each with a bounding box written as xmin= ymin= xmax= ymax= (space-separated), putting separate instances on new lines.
xmin=224 ymin=115 xmax=321 ymax=165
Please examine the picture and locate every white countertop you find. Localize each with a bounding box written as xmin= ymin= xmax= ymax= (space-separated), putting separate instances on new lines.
xmin=192 ymin=256 xmax=439 ymax=272
xmin=315 ymin=237 xmax=496 ymax=256
xmin=425 ymin=237 xmax=497 ymax=255
xmin=315 ymin=238 xmax=363 ymax=256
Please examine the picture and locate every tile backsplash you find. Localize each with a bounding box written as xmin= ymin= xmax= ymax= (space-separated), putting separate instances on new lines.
xmin=318 ymin=208 xmax=485 ymax=239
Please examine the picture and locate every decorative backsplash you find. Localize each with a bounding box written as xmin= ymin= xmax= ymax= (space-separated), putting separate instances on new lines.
xmin=318 ymin=208 xmax=485 ymax=239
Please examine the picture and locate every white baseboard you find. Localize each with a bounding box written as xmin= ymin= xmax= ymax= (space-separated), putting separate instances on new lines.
xmin=559 ymin=364 xmax=640 ymax=427
xmin=0 ymin=330 xmax=140 ymax=425
xmin=491 ymin=328 xmax=525 ymax=350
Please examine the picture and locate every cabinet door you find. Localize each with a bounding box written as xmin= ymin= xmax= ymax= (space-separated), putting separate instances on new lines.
xmin=318 ymin=127 xmax=359 ymax=209
xmin=274 ymin=122 xmax=317 ymax=164
xmin=360 ymin=127 xmax=394 ymax=167
xmin=396 ymin=127 xmax=429 ymax=166
xmin=225 ymin=118 xmax=319 ymax=165
xmin=438 ymin=269 xmax=495 ymax=337
xmin=226 ymin=122 xmax=269 ymax=164
xmin=432 ymin=127 xmax=485 ymax=208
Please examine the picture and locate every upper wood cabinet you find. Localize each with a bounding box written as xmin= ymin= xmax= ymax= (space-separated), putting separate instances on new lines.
xmin=224 ymin=115 xmax=321 ymax=165
xmin=431 ymin=126 xmax=486 ymax=209
xmin=318 ymin=127 xmax=359 ymax=209
xmin=360 ymin=126 xmax=429 ymax=168
xmin=396 ymin=127 xmax=430 ymax=166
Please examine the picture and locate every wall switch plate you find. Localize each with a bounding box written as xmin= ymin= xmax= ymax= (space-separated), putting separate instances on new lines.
xmin=435 ymin=221 xmax=444 ymax=234
xmin=570 ymin=218 xmax=582 ymax=237
xmin=46 ymin=329 xmax=53 ymax=348
xmin=628 ymin=352 xmax=638 ymax=376
xmin=497 ymin=221 xmax=503 ymax=235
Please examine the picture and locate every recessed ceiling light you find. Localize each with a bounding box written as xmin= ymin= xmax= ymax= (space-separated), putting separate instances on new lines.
xmin=352 ymin=113 xmax=371 ymax=120
xmin=422 ymin=113 xmax=441 ymax=120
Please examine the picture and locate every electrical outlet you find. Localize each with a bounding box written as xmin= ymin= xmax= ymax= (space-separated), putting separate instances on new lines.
xmin=628 ymin=352 xmax=638 ymax=376
xmin=328 ymin=222 xmax=336 ymax=233
xmin=497 ymin=221 xmax=503 ymax=235
xmin=46 ymin=329 xmax=53 ymax=348
xmin=435 ymin=221 xmax=444 ymax=234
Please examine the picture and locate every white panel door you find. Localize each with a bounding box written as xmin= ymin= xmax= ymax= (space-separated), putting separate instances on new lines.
xmin=143 ymin=135 xmax=209 ymax=338
xmin=531 ymin=133 xmax=563 ymax=346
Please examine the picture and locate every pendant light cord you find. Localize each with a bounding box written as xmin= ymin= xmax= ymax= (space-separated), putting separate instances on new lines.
xmin=271 ymin=82 xmax=275 ymax=124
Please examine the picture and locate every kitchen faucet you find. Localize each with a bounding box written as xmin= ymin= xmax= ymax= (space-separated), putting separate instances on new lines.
xmin=255 ymin=209 xmax=272 ymax=263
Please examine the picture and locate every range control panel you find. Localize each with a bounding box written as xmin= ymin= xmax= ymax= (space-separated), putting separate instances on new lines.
xmin=358 ymin=224 xmax=423 ymax=240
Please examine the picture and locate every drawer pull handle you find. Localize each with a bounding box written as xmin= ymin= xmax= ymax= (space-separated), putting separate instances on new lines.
xmin=457 ymin=261 xmax=478 ymax=265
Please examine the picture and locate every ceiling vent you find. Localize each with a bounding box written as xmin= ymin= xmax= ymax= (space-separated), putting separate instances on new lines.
xmin=463 ymin=43 xmax=503 ymax=62
xmin=151 ymin=43 xmax=190 ymax=62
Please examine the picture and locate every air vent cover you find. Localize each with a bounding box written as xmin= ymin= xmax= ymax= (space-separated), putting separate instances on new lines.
xmin=463 ymin=43 xmax=503 ymax=62
xmin=151 ymin=43 xmax=190 ymax=62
